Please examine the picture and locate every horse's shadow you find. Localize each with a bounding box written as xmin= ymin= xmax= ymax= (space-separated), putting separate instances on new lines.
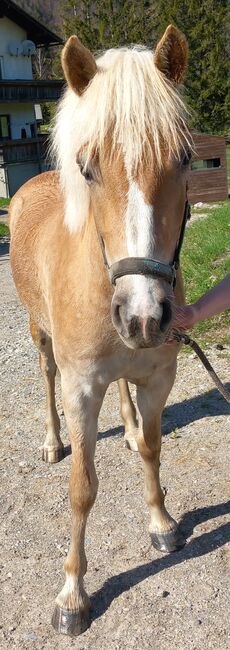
xmin=98 ymin=425 xmax=124 ymax=441
xmin=90 ymin=500 xmax=230 ymax=621
xmin=98 ymin=383 xmax=230 ymax=441
xmin=162 ymin=383 xmax=230 ymax=434
xmin=61 ymin=383 xmax=230 ymax=455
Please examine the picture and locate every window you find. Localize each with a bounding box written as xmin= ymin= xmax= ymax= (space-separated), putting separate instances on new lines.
xmin=191 ymin=158 xmax=221 ymax=171
xmin=0 ymin=115 xmax=11 ymax=140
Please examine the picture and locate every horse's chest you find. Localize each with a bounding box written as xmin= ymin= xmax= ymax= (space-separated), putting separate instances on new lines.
xmin=103 ymin=345 xmax=177 ymax=385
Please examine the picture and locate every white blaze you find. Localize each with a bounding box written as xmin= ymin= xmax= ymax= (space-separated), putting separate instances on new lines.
xmin=126 ymin=181 xmax=154 ymax=257
xmin=125 ymin=180 xmax=156 ymax=316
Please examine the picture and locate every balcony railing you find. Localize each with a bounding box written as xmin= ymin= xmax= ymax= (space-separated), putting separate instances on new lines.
xmin=0 ymin=79 xmax=64 ymax=103
xmin=0 ymin=135 xmax=50 ymax=164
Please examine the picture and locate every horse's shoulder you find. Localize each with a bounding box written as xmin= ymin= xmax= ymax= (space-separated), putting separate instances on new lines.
xmin=9 ymin=171 xmax=63 ymax=238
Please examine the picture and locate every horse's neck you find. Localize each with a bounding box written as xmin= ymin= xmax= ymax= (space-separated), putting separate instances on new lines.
xmin=61 ymin=207 xmax=110 ymax=296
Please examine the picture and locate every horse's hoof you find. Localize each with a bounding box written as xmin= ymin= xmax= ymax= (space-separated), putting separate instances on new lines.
xmin=151 ymin=527 xmax=186 ymax=553
xmin=51 ymin=605 xmax=90 ymax=637
xmin=42 ymin=446 xmax=65 ymax=464
xmin=124 ymin=433 xmax=139 ymax=452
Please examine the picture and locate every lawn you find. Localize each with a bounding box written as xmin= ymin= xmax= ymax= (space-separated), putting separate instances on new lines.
xmin=182 ymin=200 xmax=230 ymax=345
xmin=0 ymin=197 xmax=10 ymax=208
xmin=0 ymin=223 xmax=9 ymax=236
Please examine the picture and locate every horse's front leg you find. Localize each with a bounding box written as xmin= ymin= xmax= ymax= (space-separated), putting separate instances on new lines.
xmin=52 ymin=370 xmax=107 ymax=637
xmin=137 ymin=364 xmax=185 ymax=553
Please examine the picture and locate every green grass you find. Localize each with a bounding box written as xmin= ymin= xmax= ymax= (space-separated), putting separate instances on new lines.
xmin=39 ymin=124 xmax=50 ymax=134
xmin=0 ymin=197 xmax=10 ymax=208
xmin=181 ymin=201 xmax=230 ymax=345
xmin=0 ymin=222 xmax=9 ymax=236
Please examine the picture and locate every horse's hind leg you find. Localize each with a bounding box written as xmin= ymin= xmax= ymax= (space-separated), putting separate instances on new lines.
xmin=118 ymin=379 xmax=139 ymax=451
xmin=29 ymin=319 xmax=64 ymax=464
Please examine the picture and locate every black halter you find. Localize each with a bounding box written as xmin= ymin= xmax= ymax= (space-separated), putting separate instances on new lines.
xmin=97 ymin=200 xmax=191 ymax=288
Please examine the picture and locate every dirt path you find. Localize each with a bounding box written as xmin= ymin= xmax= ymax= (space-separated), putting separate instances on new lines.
xmin=0 ymin=251 xmax=229 ymax=650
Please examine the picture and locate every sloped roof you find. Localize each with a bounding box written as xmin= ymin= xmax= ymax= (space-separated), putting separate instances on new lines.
xmin=0 ymin=0 xmax=63 ymax=46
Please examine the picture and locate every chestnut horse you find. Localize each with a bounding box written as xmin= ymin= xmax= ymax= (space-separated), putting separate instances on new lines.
xmin=10 ymin=25 xmax=192 ymax=636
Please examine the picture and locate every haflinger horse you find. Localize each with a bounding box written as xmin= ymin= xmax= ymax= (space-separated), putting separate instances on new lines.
xmin=10 ymin=25 xmax=192 ymax=636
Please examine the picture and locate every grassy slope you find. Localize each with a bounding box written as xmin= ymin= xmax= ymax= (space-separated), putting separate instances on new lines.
xmin=182 ymin=201 xmax=230 ymax=344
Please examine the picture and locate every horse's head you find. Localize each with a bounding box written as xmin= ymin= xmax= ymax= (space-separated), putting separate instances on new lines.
xmin=56 ymin=26 xmax=192 ymax=349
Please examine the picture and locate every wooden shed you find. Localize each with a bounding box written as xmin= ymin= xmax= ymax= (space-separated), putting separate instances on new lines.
xmin=188 ymin=132 xmax=228 ymax=203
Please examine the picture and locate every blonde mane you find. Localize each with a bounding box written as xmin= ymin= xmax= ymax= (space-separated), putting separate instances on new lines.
xmin=52 ymin=46 xmax=191 ymax=233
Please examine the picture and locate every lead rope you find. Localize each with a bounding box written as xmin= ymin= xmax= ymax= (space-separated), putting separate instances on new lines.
xmin=172 ymin=331 xmax=230 ymax=404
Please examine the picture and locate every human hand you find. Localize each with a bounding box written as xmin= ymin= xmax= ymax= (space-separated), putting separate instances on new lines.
xmin=171 ymin=304 xmax=197 ymax=331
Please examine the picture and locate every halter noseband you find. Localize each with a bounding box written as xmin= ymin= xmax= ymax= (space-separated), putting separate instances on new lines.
xmin=97 ymin=200 xmax=191 ymax=288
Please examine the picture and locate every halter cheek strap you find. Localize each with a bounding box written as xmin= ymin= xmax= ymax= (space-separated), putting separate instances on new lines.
xmin=96 ymin=200 xmax=191 ymax=287
xmin=172 ymin=200 xmax=191 ymax=277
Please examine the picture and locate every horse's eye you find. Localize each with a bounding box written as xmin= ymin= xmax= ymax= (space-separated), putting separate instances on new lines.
xmin=181 ymin=150 xmax=191 ymax=167
xmin=77 ymin=159 xmax=94 ymax=183
xmin=82 ymin=167 xmax=93 ymax=183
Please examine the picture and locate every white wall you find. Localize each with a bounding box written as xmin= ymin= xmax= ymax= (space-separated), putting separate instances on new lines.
xmin=0 ymin=103 xmax=35 ymax=139
xmin=0 ymin=16 xmax=33 ymax=80
xmin=0 ymin=16 xmax=45 ymax=197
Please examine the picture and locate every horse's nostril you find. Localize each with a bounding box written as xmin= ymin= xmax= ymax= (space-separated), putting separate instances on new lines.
xmin=112 ymin=302 xmax=122 ymax=328
xmin=160 ymin=299 xmax=172 ymax=333
xmin=128 ymin=316 xmax=140 ymax=338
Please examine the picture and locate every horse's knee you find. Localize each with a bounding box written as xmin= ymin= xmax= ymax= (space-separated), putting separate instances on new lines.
xmin=70 ymin=459 xmax=98 ymax=514
xmin=138 ymin=432 xmax=161 ymax=459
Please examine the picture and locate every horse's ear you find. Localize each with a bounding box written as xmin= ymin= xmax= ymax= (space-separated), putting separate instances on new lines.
xmin=61 ymin=35 xmax=97 ymax=95
xmin=154 ymin=25 xmax=188 ymax=85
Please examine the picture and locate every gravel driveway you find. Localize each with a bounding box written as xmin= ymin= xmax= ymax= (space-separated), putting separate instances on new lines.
xmin=0 ymin=244 xmax=229 ymax=650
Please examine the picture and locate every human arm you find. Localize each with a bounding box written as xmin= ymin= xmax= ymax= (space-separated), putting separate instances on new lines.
xmin=172 ymin=275 xmax=230 ymax=330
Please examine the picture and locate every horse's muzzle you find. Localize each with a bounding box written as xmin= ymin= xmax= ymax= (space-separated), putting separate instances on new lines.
xmin=111 ymin=295 xmax=172 ymax=348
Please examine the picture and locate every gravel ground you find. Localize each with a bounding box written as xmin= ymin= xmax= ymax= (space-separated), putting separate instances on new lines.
xmin=0 ymin=244 xmax=230 ymax=650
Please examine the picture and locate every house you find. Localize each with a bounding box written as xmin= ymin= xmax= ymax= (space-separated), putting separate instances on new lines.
xmin=0 ymin=0 xmax=64 ymax=198
xmin=1 ymin=4 xmax=228 ymax=203
xmin=188 ymin=132 xmax=228 ymax=203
